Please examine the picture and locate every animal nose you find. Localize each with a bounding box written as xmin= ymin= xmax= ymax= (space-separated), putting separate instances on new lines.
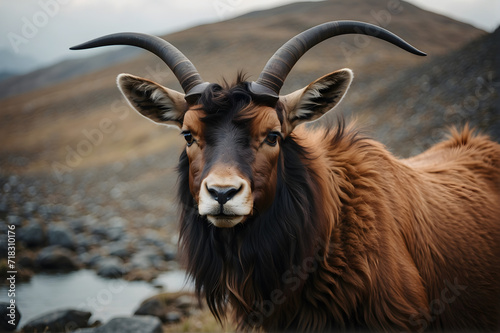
xmin=207 ymin=186 xmax=241 ymax=205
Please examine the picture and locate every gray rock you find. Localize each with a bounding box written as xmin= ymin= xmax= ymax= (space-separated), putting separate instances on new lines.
xmin=8 ymin=175 xmax=18 ymax=187
xmin=93 ymin=316 xmax=163 ymax=333
xmin=38 ymin=204 xmax=53 ymax=219
xmin=75 ymin=234 xmax=91 ymax=253
xmin=0 ymin=198 xmax=8 ymax=213
xmin=106 ymin=227 xmax=125 ymax=241
xmin=6 ymin=215 xmax=22 ymax=227
xmin=23 ymin=201 xmax=38 ymax=215
xmin=175 ymin=295 xmax=198 ymax=311
xmin=19 ymin=221 xmax=45 ymax=248
xmin=161 ymin=244 xmax=177 ymax=261
xmin=69 ymin=218 xmax=86 ymax=233
xmin=22 ymin=309 xmax=91 ymax=333
xmin=106 ymin=242 xmax=131 ymax=259
xmin=96 ymin=257 xmax=127 ymax=278
xmin=0 ymin=301 xmax=21 ymax=331
xmin=142 ymin=230 xmax=165 ymax=247
xmin=0 ymin=237 xmax=7 ymax=258
xmin=129 ymin=248 xmax=163 ymax=270
xmin=47 ymin=224 xmax=76 ymax=250
xmin=90 ymin=225 xmax=108 ymax=240
xmin=135 ymin=297 xmax=182 ymax=323
xmin=134 ymin=292 xmax=198 ymax=323
xmin=36 ymin=246 xmax=80 ymax=270
xmin=134 ymin=298 xmax=168 ymax=323
xmin=106 ymin=217 xmax=128 ymax=241
xmin=80 ymin=251 xmax=103 ymax=268
xmin=164 ymin=311 xmax=182 ymax=323
xmin=109 ymin=216 xmax=128 ymax=228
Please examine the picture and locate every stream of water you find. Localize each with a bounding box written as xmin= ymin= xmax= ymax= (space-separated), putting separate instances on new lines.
xmin=0 ymin=269 xmax=191 ymax=328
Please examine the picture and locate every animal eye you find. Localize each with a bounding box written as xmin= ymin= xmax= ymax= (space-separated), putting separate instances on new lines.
xmin=182 ymin=131 xmax=195 ymax=146
xmin=264 ymin=132 xmax=280 ymax=146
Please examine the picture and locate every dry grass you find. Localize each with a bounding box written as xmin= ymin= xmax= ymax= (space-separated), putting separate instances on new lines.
xmin=163 ymin=308 xmax=236 ymax=333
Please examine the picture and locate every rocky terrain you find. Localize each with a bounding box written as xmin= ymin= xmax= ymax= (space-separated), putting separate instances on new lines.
xmin=0 ymin=0 xmax=497 ymax=331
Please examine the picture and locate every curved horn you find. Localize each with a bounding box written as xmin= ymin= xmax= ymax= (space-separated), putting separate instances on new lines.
xmin=70 ymin=33 xmax=209 ymax=102
xmin=249 ymin=20 xmax=426 ymax=99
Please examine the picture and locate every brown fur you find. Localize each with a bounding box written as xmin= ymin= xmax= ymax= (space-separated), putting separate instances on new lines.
xmin=285 ymin=123 xmax=500 ymax=331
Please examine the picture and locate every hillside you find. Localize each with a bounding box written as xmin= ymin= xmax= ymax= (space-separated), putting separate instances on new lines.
xmin=0 ymin=0 xmax=483 ymax=101
xmin=0 ymin=48 xmax=43 ymax=76
xmin=0 ymin=47 xmax=141 ymax=100
xmin=344 ymin=25 xmax=499 ymax=157
xmin=0 ymin=0 xmax=486 ymax=172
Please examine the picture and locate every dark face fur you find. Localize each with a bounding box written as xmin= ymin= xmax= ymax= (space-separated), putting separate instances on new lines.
xmin=181 ymin=82 xmax=283 ymax=227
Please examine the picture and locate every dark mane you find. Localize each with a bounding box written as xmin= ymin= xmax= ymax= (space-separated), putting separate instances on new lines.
xmin=177 ymin=130 xmax=326 ymax=329
xmin=196 ymin=73 xmax=252 ymax=119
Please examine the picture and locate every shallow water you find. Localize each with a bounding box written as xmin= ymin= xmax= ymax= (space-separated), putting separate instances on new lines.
xmin=0 ymin=269 xmax=191 ymax=328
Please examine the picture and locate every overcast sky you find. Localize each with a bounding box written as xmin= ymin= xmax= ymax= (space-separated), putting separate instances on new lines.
xmin=0 ymin=0 xmax=498 ymax=71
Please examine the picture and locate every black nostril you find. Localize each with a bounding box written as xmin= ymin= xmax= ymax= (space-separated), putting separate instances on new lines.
xmin=207 ymin=186 xmax=241 ymax=205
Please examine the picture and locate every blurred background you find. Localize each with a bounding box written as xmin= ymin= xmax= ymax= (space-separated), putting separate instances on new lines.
xmin=0 ymin=0 xmax=498 ymax=331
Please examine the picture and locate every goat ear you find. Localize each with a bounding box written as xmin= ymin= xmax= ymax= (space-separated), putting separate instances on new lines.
xmin=117 ymin=73 xmax=187 ymax=128
xmin=280 ymin=69 xmax=353 ymax=130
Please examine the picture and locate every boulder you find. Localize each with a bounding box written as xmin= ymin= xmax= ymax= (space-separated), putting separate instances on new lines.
xmin=134 ymin=298 xmax=169 ymax=323
xmin=36 ymin=246 xmax=80 ymax=270
xmin=129 ymin=248 xmax=163 ymax=270
xmin=47 ymin=224 xmax=76 ymax=250
xmin=106 ymin=217 xmax=128 ymax=241
xmin=96 ymin=257 xmax=127 ymax=278
xmin=19 ymin=221 xmax=45 ymax=248
xmin=69 ymin=218 xmax=86 ymax=233
xmin=0 ymin=302 xmax=21 ymax=331
xmin=93 ymin=316 xmax=163 ymax=333
xmin=106 ymin=242 xmax=131 ymax=259
xmin=90 ymin=225 xmax=109 ymax=240
xmin=79 ymin=251 xmax=103 ymax=268
xmin=22 ymin=309 xmax=91 ymax=333
xmin=6 ymin=215 xmax=22 ymax=227
xmin=134 ymin=292 xmax=199 ymax=323
xmin=23 ymin=201 xmax=38 ymax=216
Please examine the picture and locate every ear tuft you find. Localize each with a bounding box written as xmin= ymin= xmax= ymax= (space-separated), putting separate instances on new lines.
xmin=117 ymin=74 xmax=187 ymax=128
xmin=283 ymin=69 xmax=353 ymax=129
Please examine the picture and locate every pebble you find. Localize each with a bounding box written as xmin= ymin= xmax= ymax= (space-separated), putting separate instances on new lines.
xmin=106 ymin=241 xmax=131 ymax=259
xmin=47 ymin=224 xmax=76 ymax=250
xmin=165 ymin=311 xmax=182 ymax=323
xmin=6 ymin=215 xmax=22 ymax=227
xmin=129 ymin=248 xmax=163 ymax=270
xmin=96 ymin=256 xmax=128 ymax=278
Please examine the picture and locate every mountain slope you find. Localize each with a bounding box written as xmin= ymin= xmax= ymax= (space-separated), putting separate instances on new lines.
xmin=0 ymin=48 xmax=141 ymax=100
xmin=344 ymin=26 xmax=499 ymax=157
xmin=0 ymin=0 xmax=484 ymax=101
xmin=0 ymin=48 xmax=43 ymax=75
xmin=0 ymin=0 xmax=488 ymax=176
